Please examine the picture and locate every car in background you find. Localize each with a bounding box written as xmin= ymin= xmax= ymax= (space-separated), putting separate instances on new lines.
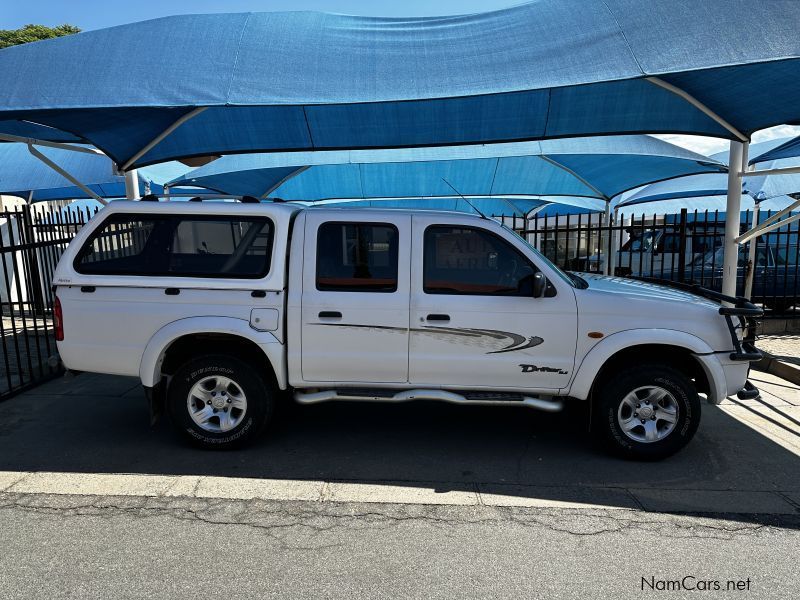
xmin=612 ymin=225 xmax=723 ymax=278
xmin=680 ymin=245 xmax=799 ymax=313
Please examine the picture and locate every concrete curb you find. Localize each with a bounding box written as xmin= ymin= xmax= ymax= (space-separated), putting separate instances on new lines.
xmin=1 ymin=471 xmax=798 ymax=515
xmin=753 ymin=352 xmax=800 ymax=387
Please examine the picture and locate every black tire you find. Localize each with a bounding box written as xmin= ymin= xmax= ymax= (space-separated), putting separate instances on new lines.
xmin=167 ymin=354 xmax=274 ymax=449
xmin=592 ymin=364 xmax=700 ymax=461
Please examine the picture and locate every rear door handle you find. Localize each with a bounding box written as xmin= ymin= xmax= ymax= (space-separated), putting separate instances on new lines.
xmin=426 ymin=314 xmax=450 ymax=322
xmin=318 ymin=311 xmax=342 ymax=319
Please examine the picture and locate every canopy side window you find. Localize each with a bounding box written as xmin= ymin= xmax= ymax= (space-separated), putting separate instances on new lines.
xmin=74 ymin=213 xmax=274 ymax=278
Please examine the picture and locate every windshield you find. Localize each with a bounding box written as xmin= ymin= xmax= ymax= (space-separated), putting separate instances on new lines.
xmin=501 ymin=223 xmax=576 ymax=287
xmin=621 ymin=230 xmax=658 ymax=252
xmin=692 ymin=246 xmax=770 ymax=269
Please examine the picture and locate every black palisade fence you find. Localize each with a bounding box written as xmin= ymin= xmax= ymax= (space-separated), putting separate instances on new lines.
xmin=496 ymin=207 xmax=799 ymax=317
xmin=0 ymin=203 xmax=99 ymax=399
xmin=0 ymin=201 xmax=798 ymax=400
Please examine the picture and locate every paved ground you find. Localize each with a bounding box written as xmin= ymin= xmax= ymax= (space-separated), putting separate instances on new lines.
xmin=0 ymin=371 xmax=798 ymax=598
xmin=759 ymin=334 xmax=800 ymax=366
xmin=0 ymin=314 xmax=58 ymax=396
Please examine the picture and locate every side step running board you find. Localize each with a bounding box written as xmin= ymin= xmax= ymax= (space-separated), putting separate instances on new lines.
xmin=293 ymin=388 xmax=563 ymax=412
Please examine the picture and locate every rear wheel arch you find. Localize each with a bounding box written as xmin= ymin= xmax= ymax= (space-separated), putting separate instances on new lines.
xmin=161 ymin=333 xmax=278 ymax=388
xmin=139 ymin=317 xmax=286 ymax=389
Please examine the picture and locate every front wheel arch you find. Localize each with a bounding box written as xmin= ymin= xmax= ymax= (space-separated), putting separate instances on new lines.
xmin=590 ymin=344 xmax=711 ymax=401
xmin=566 ymin=330 xmax=715 ymax=401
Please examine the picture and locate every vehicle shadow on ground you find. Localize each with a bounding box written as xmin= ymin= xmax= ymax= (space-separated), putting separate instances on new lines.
xmin=1 ymin=374 xmax=798 ymax=525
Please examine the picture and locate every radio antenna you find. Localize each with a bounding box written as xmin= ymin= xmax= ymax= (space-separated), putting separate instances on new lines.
xmin=441 ymin=178 xmax=488 ymax=219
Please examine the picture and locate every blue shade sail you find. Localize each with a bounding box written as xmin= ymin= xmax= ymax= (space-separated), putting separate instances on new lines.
xmin=313 ymin=196 xmax=605 ymax=217
xmin=309 ymin=197 xmax=551 ymax=218
xmin=0 ymin=120 xmax=81 ymax=143
xmin=0 ymin=1 xmax=799 ymax=168
xmin=0 ymin=144 xmax=190 ymax=201
xmin=749 ymin=136 xmax=800 ymax=165
xmin=168 ymin=136 xmax=725 ymax=208
xmin=616 ymin=195 xmax=797 ymax=218
xmin=618 ymin=138 xmax=800 ymax=208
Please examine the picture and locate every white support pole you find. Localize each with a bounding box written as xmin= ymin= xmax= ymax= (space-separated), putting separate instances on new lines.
xmin=609 ymin=206 xmax=620 ymax=277
xmin=261 ymin=166 xmax=308 ymax=199
xmin=736 ymin=198 xmax=800 ymax=244
xmin=27 ymin=143 xmax=107 ymax=205
xmin=0 ymin=133 xmax=103 ymax=155
xmin=645 ymin=78 xmax=748 ymax=142
xmin=120 ymin=107 xmax=208 ymax=171
xmin=739 ymin=144 xmax=757 ymax=300
xmin=602 ymin=202 xmax=611 ymax=275
xmin=740 ymin=164 xmax=800 ymax=177
xmin=525 ymin=205 xmax=546 ymax=246
xmin=721 ymin=140 xmax=746 ymax=299
xmin=538 ymin=156 xmax=609 ymax=200
xmin=125 ymin=169 xmax=140 ymax=200
xmin=743 ymin=202 xmax=759 ymax=299
xmin=622 ymin=213 xmax=632 ymax=247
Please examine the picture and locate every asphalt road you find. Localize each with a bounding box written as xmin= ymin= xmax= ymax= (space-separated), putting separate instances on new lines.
xmin=1 ymin=493 xmax=797 ymax=600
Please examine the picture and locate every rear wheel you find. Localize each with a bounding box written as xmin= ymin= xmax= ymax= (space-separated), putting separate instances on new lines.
xmin=167 ymin=354 xmax=274 ymax=449
xmin=592 ymin=364 xmax=700 ymax=460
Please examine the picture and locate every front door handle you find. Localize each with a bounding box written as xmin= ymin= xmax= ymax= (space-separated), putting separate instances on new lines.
xmin=319 ymin=311 xmax=342 ymax=319
xmin=426 ymin=314 xmax=450 ymax=322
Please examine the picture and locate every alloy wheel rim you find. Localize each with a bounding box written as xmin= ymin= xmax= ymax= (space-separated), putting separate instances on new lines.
xmin=616 ymin=385 xmax=679 ymax=443
xmin=187 ymin=375 xmax=247 ymax=433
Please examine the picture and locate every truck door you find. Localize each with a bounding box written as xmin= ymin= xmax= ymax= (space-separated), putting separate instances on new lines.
xmin=408 ymin=216 xmax=578 ymax=391
xmin=300 ymin=213 xmax=411 ymax=383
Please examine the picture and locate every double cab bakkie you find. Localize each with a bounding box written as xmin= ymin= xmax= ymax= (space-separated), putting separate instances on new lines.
xmin=52 ymin=202 xmax=762 ymax=459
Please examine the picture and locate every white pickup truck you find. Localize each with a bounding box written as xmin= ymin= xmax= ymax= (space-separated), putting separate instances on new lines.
xmin=52 ymin=202 xmax=762 ymax=459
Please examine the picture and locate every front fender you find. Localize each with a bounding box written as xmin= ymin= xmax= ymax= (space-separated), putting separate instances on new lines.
xmin=139 ymin=316 xmax=287 ymax=389
xmin=566 ymin=329 xmax=716 ymax=400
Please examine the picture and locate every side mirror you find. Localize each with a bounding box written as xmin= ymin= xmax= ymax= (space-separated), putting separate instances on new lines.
xmin=532 ymin=272 xmax=547 ymax=298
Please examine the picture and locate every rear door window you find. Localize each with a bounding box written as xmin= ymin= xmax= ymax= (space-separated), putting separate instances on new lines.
xmin=74 ymin=214 xmax=274 ymax=278
xmin=316 ymin=222 xmax=399 ymax=292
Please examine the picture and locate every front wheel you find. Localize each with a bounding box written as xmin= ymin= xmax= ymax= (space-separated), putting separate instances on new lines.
xmin=592 ymin=364 xmax=700 ymax=460
xmin=167 ymin=354 xmax=274 ymax=449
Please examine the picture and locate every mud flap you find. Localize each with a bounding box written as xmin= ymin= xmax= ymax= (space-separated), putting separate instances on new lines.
xmin=145 ymin=380 xmax=166 ymax=426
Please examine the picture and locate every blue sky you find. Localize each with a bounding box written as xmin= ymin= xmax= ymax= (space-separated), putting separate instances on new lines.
xmin=1 ymin=1 xmax=523 ymax=30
